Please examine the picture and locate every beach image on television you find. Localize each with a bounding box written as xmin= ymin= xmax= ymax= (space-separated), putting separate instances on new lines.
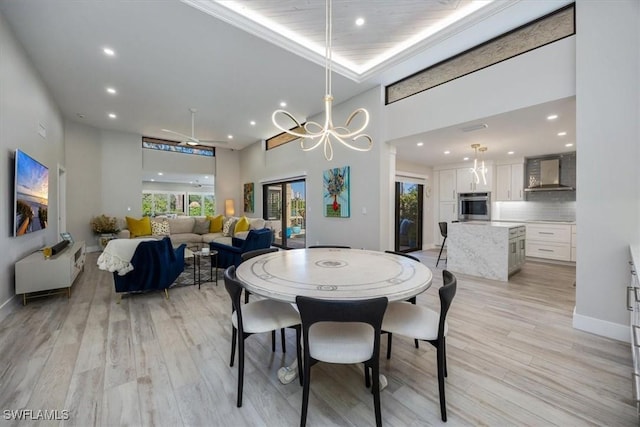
xmin=14 ymin=150 xmax=48 ymax=236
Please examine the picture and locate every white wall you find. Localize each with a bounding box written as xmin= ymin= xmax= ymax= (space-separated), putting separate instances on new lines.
xmin=100 ymin=129 xmax=143 ymax=217
xmin=64 ymin=119 xmax=102 ymax=249
xmin=573 ymin=0 xmax=640 ymax=340
xmin=214 ymin=148 xmax=241 ymax=216
xmin=239 ymin=86 xmax=387 ymax=250
xmin=385 ymin=36 xmax=576 ymax=141
xmin=0 ymin=11 xmax=64 ymax=314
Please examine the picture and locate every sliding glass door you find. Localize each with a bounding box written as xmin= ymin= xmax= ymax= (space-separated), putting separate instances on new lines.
xmin=395 ymin=181 xmax=423 ymax=252
xmin=263 ymin=180 xmax=306 ymax=249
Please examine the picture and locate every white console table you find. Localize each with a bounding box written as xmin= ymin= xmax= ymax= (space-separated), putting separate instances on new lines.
xmin=15 ymin=241 xmax=86 ymax=305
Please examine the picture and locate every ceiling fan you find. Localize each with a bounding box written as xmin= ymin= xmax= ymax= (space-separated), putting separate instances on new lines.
xmin=161 ymin=108 xmax=228 ymax=147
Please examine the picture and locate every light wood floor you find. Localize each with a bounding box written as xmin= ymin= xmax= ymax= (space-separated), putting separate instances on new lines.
xmin=0 ymin=251 xmax=636 ymax=426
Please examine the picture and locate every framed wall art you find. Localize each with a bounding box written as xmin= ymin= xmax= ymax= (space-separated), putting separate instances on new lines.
xmin=243 ymin=182 xmax=254 ymax=213
xmin=323 ymin=166 xmax=350 ymax=217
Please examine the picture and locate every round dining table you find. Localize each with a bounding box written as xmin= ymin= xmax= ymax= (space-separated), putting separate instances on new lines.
xmin=235 ymin=247 xmax=433 ymax=386
xmin=235 ymin=247 xmax=433 ymax=303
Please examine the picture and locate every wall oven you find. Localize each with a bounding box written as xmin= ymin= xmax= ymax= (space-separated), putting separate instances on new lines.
xmin=458 ymin=192 xmax=491 ymax=221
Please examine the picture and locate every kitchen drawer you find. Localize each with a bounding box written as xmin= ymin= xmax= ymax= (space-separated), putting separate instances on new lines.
xmin=526 ymin=241 xmax=571 ymax=261
xmin=526 ymin=224 xmax=571 ymax=243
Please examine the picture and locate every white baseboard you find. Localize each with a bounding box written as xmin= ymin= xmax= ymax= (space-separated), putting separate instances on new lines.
xmin=572 ymin=306 xmax=629 ymax=342
xmin=0 ymin=295 xmax=18 ymax=323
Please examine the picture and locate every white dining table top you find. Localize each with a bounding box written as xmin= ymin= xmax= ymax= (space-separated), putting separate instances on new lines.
xmin=235 ymin=248 xmax=433 ymax=303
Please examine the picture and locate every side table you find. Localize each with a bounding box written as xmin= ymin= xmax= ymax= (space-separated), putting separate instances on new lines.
xmin=192 ymin=249 xmax=218 ymax=289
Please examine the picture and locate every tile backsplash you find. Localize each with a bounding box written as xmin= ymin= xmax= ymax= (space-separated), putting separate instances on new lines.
xmin=494 ymin=201 xmax=576 ymax=222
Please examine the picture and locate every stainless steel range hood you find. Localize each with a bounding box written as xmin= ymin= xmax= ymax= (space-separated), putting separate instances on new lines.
xmin=524 ymin=158 xmax=575 ymax=192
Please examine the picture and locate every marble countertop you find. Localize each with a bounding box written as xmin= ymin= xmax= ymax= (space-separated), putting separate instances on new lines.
xmin=453 ymin=221 xmax=526 ymax=228
xmin=493 ymin=219 xmax=576 ymax=225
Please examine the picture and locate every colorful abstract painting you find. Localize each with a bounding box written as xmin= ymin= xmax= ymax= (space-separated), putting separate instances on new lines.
xmin=243 ymin=182 xmax=254 ymax=213
xmin=323 ymin=166 xmax=350 ymax=217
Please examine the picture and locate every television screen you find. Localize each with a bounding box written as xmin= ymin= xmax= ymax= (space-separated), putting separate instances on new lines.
xmin=14 ymin=149 xmax=49 ymax=236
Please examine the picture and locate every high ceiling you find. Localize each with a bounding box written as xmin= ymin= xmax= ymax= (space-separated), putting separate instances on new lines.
xmin=0 ymin=0 xmax=574 ymax=177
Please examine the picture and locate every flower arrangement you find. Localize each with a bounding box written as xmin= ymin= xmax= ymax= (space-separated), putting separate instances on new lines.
xmin=90 ymin=214 xmax=119 ymax=234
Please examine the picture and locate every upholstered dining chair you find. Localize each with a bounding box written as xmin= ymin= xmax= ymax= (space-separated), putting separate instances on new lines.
xmin=384 ymin=250 xmax=421 ymax=348
xmin=239 ymin=247 xmax=284 ymax=352
xmin=240 ymin=247 xmax=279 ymax=304
xmin=296 ymin=295 xmax=388 ymax=427
xmin=382 ymin=270 xmax=457 ymax=422
xmin=307 ymin=245 xmax=352 ymax=249
xmin=223 ymin=266 xmax=301 ymax=408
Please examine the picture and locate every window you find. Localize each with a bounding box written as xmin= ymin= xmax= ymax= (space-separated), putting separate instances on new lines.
xmin=142 ymin=136 xmax=215 ymax=157
xmin=141 ymin=191 xmax=214 ymax=217
xmin=188 ymin=192 xmax=215 ymax=216
xmin=142 ymin=191 xmax=185 ymax=217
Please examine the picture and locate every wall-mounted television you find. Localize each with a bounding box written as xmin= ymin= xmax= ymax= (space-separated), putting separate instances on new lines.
xmin=14 ymin=149 xmax=49 ymax=236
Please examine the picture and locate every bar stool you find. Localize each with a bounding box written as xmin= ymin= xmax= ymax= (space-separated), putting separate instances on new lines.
xmin=436 ymin=222 xmax=447 ymax=267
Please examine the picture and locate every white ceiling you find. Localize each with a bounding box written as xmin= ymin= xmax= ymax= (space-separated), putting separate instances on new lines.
xmin=392 ymin=96 xmax=576 ymax=167
xmin=0 ymin=0 xmax=574 ymax=182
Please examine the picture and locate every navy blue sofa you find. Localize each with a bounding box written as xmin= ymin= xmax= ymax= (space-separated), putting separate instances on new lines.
xmin=209 ymin=228 xmax=273 ymax=269
xmin=113 ymin=237 xmax=186 ymax=294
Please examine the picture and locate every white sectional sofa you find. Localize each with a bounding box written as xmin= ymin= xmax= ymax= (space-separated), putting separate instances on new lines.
xmin=115 ymin=216 xmax=280 ymax=250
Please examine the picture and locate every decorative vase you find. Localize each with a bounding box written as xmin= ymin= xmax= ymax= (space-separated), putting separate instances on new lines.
xmin=99 ymin=233 xmax=115 ymax=251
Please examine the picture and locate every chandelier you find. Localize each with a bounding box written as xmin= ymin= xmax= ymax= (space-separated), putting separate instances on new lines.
xmin=271 ymin=0 xmax=372 ymax=161
xmin=470 ymin=144 xmax=488 ymax=185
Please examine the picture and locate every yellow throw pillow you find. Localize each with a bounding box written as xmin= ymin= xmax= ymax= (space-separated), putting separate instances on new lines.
xmin=126 ymin=216 xmax=152 ymax=238
xmin=234 ymin=216 xmax=250 ymax=234
xmin=207 ymin=215 xmax=224 ymax=233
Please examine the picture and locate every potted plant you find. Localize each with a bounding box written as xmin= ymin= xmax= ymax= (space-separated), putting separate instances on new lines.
xmin=90 ymin=215 xmax=120 ymax=250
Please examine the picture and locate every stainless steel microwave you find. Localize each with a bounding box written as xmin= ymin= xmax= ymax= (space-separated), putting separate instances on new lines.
xmin=458 ymin=192 xmax=491 ymax=221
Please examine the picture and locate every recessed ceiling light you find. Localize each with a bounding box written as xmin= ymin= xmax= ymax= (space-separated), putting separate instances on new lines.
xmin=355 ymin=17 xmax=365 ymax=26
xmin=557 ymin=131 xmax=567 ymax=136
xmin=547 ymin=114 xmax=558 ymax=120
xmin=150 ymin=179 xmax=155 ymax=182
xmin=108 ymin=113 xmax=117 ymax=119
xmin=103 ymin=47 xmax=115 ymax=56
xmin=416 ymin=142 xmax=424 ymax=147
xmin=444 ymin=150 xmax=451 ymax=155
xmin=280 ymin=101 xmax=287 ymax=107
xmin=189 ymin=181 xmax=193 ymax=184
xmin=250 ymin=120 xmax=256 ymax=126
xmin=158 ymin=172 xmax=163 ymax=176
xmin=508 ymin=151 xmax=515 ymax=155
xmin=463 ymin=157 xmax=469 ymax=161
xmin=204 ymin=176 xmax=209 ymax=179
xmin=565 ymin=143 xmax=574 ymax=147
xmin=227 ymin=134 xmax=233 ymax=139
xmin=106 ymin=87 xmax=116 ymax=95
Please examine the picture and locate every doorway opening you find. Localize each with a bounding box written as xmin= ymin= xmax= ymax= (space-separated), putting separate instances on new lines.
xmin=395 ymin=181 xmax=423 ymax=252
xmin=263 ymin=180 xmax=306 ymax=249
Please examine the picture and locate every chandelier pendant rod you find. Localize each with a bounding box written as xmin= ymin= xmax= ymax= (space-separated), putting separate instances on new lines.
xmin=270 ymin=0 xmax=372 ymax=161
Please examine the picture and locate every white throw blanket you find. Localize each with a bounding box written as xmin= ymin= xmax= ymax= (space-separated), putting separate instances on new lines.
xmin=97 ymin=238 xmax=156 ymax=275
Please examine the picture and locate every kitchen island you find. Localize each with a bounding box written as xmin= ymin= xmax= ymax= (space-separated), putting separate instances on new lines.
xmin=447 ymin=221 xmax=526 ymax=281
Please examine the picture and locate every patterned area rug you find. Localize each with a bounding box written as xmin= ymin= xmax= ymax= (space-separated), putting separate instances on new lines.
xmin=173 ymin=256 xmax=222 ymax=288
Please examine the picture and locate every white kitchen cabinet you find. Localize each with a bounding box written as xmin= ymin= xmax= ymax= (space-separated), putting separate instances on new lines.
xmin=627 ymin=246 xmax=640 ymax=416
xmin=508 ymin=226 xmax=526 ymax=274
xmin=571 ymin=224 xmax=577 ymax=261
xmin=496 ymin=163 xmax=524 ymax=201
xmin=525 ymin=223 xmax=572 ymax=261
xmin=438 ymin=202 xmax=457 ymax=224
xmin=439 ymin=169 xmax=456 ymax=201
xmin=456 ymin=166 xmax=493 ymax=193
